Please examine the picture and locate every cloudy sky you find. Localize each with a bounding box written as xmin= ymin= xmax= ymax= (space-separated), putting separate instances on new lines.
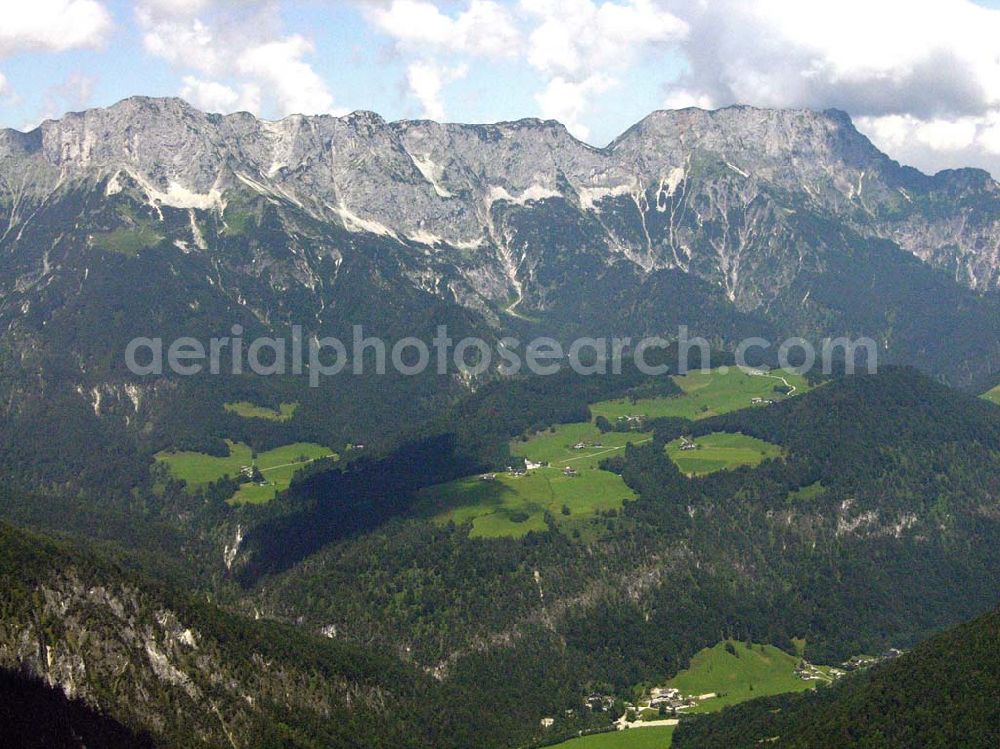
xmin=4 ymin=0 xmax=1000 ymax=176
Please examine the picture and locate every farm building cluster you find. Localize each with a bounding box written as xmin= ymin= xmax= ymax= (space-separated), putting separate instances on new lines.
xmin=239 ymin=464 xmax=268 ymax=486
xmin=841 ymin=649 xmax=904 ymax=670
xmin=679 ymin=436 xmax=699 ymax=451
xmin=648 ymin=687 xmax=700 ymax=712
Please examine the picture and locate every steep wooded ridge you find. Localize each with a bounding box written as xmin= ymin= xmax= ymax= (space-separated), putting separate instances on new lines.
xmin=1 ymin=368 xmax=999 ymax=746
xmin=672 ymin=603 xmax=1000 ymax=748
xmin=0 ymin=522 xmax=475 ymax=749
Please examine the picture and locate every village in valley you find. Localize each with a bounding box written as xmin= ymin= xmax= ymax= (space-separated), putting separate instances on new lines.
xmin=541 ymin=642 xmax=905 ymax=747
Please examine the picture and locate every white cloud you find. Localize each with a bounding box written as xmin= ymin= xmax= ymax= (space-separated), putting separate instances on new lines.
xmin=654 ymin=0 xmax=1000 ymax=174
xmin=50 ymin=71 xmax=95 ymax=110
xmin=18 ymin=71 xmax=98 ymax=130
xmin=535 ymin=73 xmax=614 ymax=140
xmin=238 ymin=37 xmax=338 ymax=116
xmin=370 ymin=0 xmax=521 ymax=58
xmin=522 ymin=0 xmax=687 ymax=78
xmin=979 ymin=117 xmax=1000 ymax=156
xmin=139 ymin=14 xmax=219 ymax=72
xmin=135 ymin=1 xmax=275 ymax=75
xmin=368 ymin=0 xmax=687 ymax=141
xmin=0 ymin=0 xmax=112 ymax=56
xmin=858 ymin=115 xmax=978 ymax=152
xmin=180 ymin=75 xmax=260 ymax=113
xmin=521 ymin=0 xmax=686 ymax=142
xmin=914 ymin=119 xmax=980 ymax=153
xmin=0 ymin=73 xmax=7 ymax=97
xmin=406 ymin=61 xmax=467 ymax=120
xmin=137 ymin=0 xmax=340 ymax=117
xmin=663 ymin=88 xmax=714 ymax=110
xmin=856 ymin=112 xmax=1000 ymax=175
xmin=665 ymin=0 xmax=1000 ymax=116
xmin=368 ymin=0 xmax=520 ymax=128
xmin=140 ymin=0 xmax=214 ymax=15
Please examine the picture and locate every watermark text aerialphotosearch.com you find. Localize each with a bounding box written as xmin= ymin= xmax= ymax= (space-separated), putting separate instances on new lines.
xmin=125 ymin=325 xmax=878 ymax=387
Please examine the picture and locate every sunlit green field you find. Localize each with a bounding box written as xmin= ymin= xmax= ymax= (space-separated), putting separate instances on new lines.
xmin=418 ymin=416 xmax=650 ymax=537
xmin=155 ymin=440 xmax=335 ymax=505
xmin=155 ymin=439 xmax=254 ymax=485
xmin=511 ymin=423 xmax=649 ymax=469
xmin=550 ymin=640 xmax=830 ymax=748
xmin=663 ymin=641 xmax=823 ymax=714
xmin=228 ymin=442 xmax=336 ymax=504
xmin=420 ymin=368 xmax=803 ymax=539
xmin=418 ymin=463 xmax=638 ymax=538
xmin=223 ymin=401 xmax=298 ymax=421
xmin=665 ymin=432 xmax=783 ymax=476
xmin=591 ymin=368 xmax=808 ymax=422
xmin=982 ymin=384 xmax=1000 ymax=405
xmin=550 ymin=727 xmax=674 ymax=749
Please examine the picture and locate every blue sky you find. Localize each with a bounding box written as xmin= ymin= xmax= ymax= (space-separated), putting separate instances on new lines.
xmin=3 ymin=1 xmax=1000 ymax=175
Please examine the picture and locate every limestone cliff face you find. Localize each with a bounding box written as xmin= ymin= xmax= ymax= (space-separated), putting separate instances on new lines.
xmin=2 ymin=98 xmax=999 ymax=311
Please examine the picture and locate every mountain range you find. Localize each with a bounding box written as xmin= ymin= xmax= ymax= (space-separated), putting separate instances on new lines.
xmin=2 ymin=99 xmax=1000 ymax=747
xmin=2 ymin=98 xmax=1000 ymax=404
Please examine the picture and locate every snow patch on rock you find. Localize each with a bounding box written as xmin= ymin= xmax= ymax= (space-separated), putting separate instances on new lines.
xmin=331 ymin=203 xmax=398 ymax=238
xmin=577 ymin=182 xmax=636 ymax=211
xmin=486 ymin=184 xmax=561 ymax=209
xmin=409 ymin=152 xmax=454 ymax=198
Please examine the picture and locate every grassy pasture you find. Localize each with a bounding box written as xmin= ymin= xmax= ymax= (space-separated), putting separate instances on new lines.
xmin=591 ymin=368 xmax=808 ymax=423
xmin=982 ymin=384 xmax=1000 ymax=405
xmin=418 ymin=419 xmax=645 ymax=538
xmin=155 ymin=440 xmax=253 ymax=485
xmin=550 ymin=727 xmax=675 ymax=749
xmin=91 ymin=224 xmax=162 ymax=256
xmin=224 ymin=401 xmax=299 ymax=421
xmin=155 ymin=440 xmax=335 ymax=505
xmin=665 ymin=432 xmax=783 ymax=476
xmin=229 ymin=442 xmax=336 ymax=505
xmin=511 ymin=423 xmax=648 ymax=469
xmin=417 ymin=474 xmax=545 ymax=539
xmin=551 ymin=639 xmax=830 ymax=749
xmin=663 ymin=641 xmax=823 ymax=714
xmin=420 ymin=369 xmax=803 ymax=539
xmin=418 ymin=462 xmax=637 ymax=538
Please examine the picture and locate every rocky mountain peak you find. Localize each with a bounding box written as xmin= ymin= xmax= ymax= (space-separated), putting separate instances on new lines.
xmin=610 ymin=105 xmax=888 ymax=178
xmin=1 ymin=96 xmax=999 ymax=303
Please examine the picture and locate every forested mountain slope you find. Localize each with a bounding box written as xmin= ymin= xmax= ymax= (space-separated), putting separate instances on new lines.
xmin=0 ymin=522 xmax=486 ymax=749
xmin=245 ymin=368 xmax=1000 ymax=738
xmin=1 ymin=366 xmax=998 ymax=748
